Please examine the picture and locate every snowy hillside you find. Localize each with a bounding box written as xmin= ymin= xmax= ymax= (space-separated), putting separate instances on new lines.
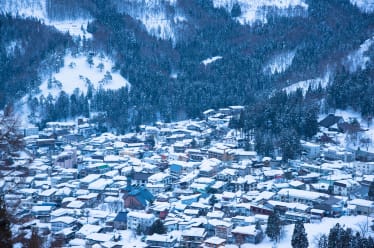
xmin=0 ymin=0 xmax=46 ymax=19
xmin=344 ymin=35 xmax=374 ymax=73
xmin=112 ymin=0 xmax=184 ymax=42
xmin=350 ymin=0 xmax=374 ymax=13
xmin=213 ymin=0 xmax=308 ymax=24
xmin=39 ymin=53 xmax=130 ymax=98
xmin=263 ymin=50 xmax=296 ymax=75
xmin=0 ymin=0 xmax=92 ymax=38
xmin=256 ymin=215 xmax=373 ymax=248
xmin=283 ymin=71 xmax=331 ymax=95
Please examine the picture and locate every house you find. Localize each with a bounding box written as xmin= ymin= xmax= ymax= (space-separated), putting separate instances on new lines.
xmin=80 ymin=174 xmax=101 ymax=189
xmin=51 ymin=216 xmax=76 ymax=233
xmin=181 ymin=227 xmax=207 ymax=248
xmin=231 ymin=225 xmax=263 ymax=244
xmin=319 ymin=114 xmax=344 ymax=129
xmin=354 ymin=162 xmax=374 ymax=175
xmin=202 ymin=236 xmax=226 ymax=248
xmin=123 ymin=184 xmax=155 ymax=210
xmin=146 ymin=233 xmax=178 ymax=248
xmin=127 ymin=211 xmax=155 ymax=232
xmin=199 ymin=158 xmax=222 ymax=178
xmin=313 ymin=196 xmax=344 ymax=217
xmin=55 ymin=146 xmax=77 ymax=169
xmin=301 ymin=141 xmax=321 ymax=159
xmin=31 ymin=205 xmax=53 ymax=222
xmin=277 ymin=188 xmax=328 ymax=206
xmin=348 ymin=199 xmax=374 ymax=215
xmin=76 ymin=224 xmax=102 ymax=239
xmin=148 ymin=172 xmax=172 ymax=189
xmin=333 ymin=179 xmax=359 ymax=196
xmin=113 ymin=211 xmax=128 ymax=230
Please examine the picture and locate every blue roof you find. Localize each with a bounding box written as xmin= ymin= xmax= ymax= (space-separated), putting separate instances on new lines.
xmin=114 ymin=212 xmax=128 ymax=222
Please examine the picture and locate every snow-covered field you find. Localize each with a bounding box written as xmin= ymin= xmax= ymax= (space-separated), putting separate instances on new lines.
xmin=213 ymin=0 xmax=308 ymax=24
xmin=39 ymin=53 xmax=130 ymax=98
xmin=254 ymin=215 xmax=373 ymax=248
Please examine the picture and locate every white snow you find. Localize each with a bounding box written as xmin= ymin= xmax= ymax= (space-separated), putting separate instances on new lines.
xmin=213 ymin=0 xmax=308 ymax=25
xmin=0 ymin=0 xmax=46 ymax=20
xmin=263 ymin=50 xmax=296 ymax=75
xmin=350 ymin=0 xmax=374 ymax=13
xmin=113 ymin=0 xmax=184 ymax=42
xmin=38 ymin=53 xmax=130 ymax=98
xmin=0 ymin=0 xmax=92 ymax=38
xmin=283 ymin=70 xmax=331 ymax=95
xmin=254 ymin=215 xmax=374 ymax=248
xmin=321 ymin=108 xmax=374 ymax=154
xmin=202 ymin=56 xmax=223 ymax=66
xmin=49 ymin=19 xmax=92 ymax=39
xmin=344 ymin=36 xmax=374 ymax=72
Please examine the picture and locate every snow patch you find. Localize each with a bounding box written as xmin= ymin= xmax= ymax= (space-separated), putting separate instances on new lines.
xmin=38 ymin=53 xmax=130 ymax=98
xmin=323 ymin=108 xmax=374 ymax=154
xmin=213 ymin=0 xmax=308 ymax=25
xmin=283 ymin=71 xmax=331 ymax=95
xmin=113 ymin=0 xmax=183 ymax=42
xmin=255 ymin=215 xmax=373 ymax=248
xmin=49 ymin=19 xmax=92 ymax=39
xmin=0 ymin=0 xmax=92 ymax=38
xmin=202 ymin=56 xmax=223 ymax=66
xmin=350 ymin=0 xmax=374 ymax=13
xmin=263 ymin=50 xmax=296 ymax=75
xmin=344 ymin=36 xmax=374 ymax=73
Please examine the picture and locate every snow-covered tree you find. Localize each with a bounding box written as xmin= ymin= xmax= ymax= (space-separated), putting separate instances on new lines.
xmin=266 ymin=210 xmax=282 ymax=242
xmin=291 ymin=221 xmax=308 ymax=248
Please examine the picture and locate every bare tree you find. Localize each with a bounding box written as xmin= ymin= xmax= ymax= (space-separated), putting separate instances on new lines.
xmin=0 ymin=105 xmax=24 ymax=164
xmin=356 ymin=220 xmax=369 ymax=238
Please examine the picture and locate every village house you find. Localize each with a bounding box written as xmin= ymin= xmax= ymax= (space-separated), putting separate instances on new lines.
xmin=127 ymin=211 xmax=155 ymax=232
xmin=146 ymin=233 xmax=178 ymax=248
xmin=181 ymin=227 xmax=207 ymax=248
xmin=231 ymin=225 xmax=263 ymax=245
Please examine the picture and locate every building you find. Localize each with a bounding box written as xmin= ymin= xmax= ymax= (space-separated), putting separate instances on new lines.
xmin=231 ymin=225 xmax=263 ymax=245
xmin=181 ymin=227 xmax=207 ymax=248
xmin=146 ymin=233 xmax=178 ymax=248
xmin=127 ymin=211 xmax=155 ymax=232
xmin=51 ymin=216 xmax=76 ymax=233
xmin=348 ymin=199 xmax=374 ymax=215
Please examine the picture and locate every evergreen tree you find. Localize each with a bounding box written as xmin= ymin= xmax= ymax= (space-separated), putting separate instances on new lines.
xmin=368 ymin=181 xmax=374 ymax=201
xmin=317 ymin=234 xmax=328 ymax=248
xmin=328 ymin=223 xmax=344 ymax=248
xmin=0 ymin=195 xmax=12 ymax=248
xmin=266 ymin=210 xmax=282 ymax=242
xmin=291 ymin=221 xmax=308 ymax=248
xmin=148 ymin=219 xmax=166 ymax=235
xmin=231 ymin=2 xmax=242 ymax=17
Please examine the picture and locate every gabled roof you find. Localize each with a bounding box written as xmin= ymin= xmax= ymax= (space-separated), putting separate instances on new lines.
xmin=319 ymin=114 xmax=343 ymax=128
xmin=113 ymin=211 xmax=128 ymax=222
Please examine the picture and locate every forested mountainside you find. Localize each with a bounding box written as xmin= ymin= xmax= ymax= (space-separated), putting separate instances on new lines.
xmin=1 ymin=0 xmax=374 ymax=139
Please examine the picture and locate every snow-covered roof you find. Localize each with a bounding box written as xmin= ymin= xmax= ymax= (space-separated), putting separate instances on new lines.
xmin=182 ymin=227 xmax=206 ymax=237
xmin=349 ymin=199 xmax=374 ymax=208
